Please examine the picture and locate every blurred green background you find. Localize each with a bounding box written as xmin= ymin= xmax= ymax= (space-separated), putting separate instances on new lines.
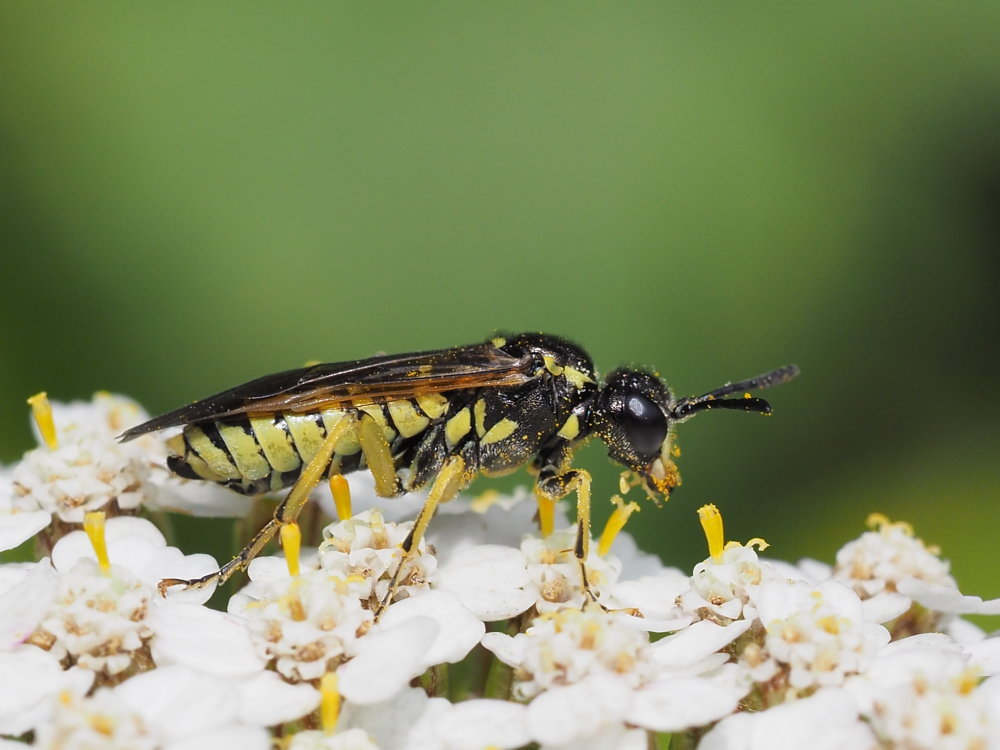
xmin=2 ymin=4 xmax=998 ymax=601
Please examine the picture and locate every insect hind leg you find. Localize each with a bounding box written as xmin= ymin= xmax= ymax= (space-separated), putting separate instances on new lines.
xmin=158 ymin=414 xmax=359 ymax=596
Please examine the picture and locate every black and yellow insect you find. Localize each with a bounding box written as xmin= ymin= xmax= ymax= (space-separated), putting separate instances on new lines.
xmin=120 ymin=332 xmax=798 ymax=607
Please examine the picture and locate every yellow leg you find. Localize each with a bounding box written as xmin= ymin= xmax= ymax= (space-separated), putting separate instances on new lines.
xmin=373 ymin=455 xmax=468 ymax=618
xmin=356 ymin=413 xmax=398 ymax=497
xmin=537 ymin=468 xmax=600 ymax=606
xmin=158 ymin=414 xmax=357 ymax=596
xmin=535 ymin=492 xmax=556 ymax=537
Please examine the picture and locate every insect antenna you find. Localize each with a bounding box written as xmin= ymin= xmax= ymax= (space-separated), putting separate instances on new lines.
xmin=671 ymin=364 xmax=799 ymax=420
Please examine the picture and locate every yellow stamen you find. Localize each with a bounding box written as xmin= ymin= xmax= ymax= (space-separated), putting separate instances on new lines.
xmin=88 ymin=713 xmax=116 ymax=736
xmin=27 ymin=392 xmax=58 ymax=450
xmin=598 ymin=496 xmax=640 ymax=557
xmin=698 ymin=504 xmax=725 ymax=562
xmin=866 ymin=512 xmax=914 ymax=537
xmin=320 ymin=672 xmax=340 ymax=735
xmin=329 ymin=475 xmax=352 ymax=520
xmin=281 ymin=523 xmax=302 ymax=577
xmin=84 ymin=511 xmax=111 ymax=574
xmin=536 ymin=493 xmax=556 ymax=538
xmin=744 ymin=537 xmax=770 ymax=551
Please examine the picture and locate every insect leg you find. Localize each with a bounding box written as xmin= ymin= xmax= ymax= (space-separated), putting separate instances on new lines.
xmin=356 ymin=413 xmax=399 ymax=497
xmin=157 ymin=413 xmax=358 ymax=596
xmin=537 ymin=465 xmax=601 ymax=607
xmin=372 ymin=454 xmax=468 ymax=618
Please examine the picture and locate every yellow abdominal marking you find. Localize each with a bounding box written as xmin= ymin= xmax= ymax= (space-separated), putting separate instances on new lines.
xmin=322 ymin=410 xmax=361 ymax=455
xmin=219 ymin=423 xmax=271 ymax=481
xmin=387 ymin=400 xmax=430 ymax=438
xmin=491 ymin=336 xmax=507 ymax=348
xmin=416 ymin=393 xmax=448 ymax=420
xmin=481 ymin=417 xmax=517 ymax=445
xmin=185 ymin=426 xmax=241 ymax=480
xmin=249 ymin=416 xmax=300 ymax=472
xmin=445 ymin=408 xmax=472 ymax=447
xmin=556 ymin=413 xmax=580 ymax=441
xmin=284 ymin=413 xmax=326 ymax=461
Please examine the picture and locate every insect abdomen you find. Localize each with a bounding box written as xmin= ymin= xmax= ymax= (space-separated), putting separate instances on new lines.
xmin=168 ymin=399 xmax=443 ymax=495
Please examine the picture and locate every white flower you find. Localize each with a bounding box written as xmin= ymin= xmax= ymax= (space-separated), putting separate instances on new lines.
xmin=0 ymin=560 xmax=59 ymax=650
xmin=746 ymin=579 xmax=889 ymax=697
xmin=831 ymin=514 xmax=1000 ymax=636
xmin=27 ymin=516 xmax=220 ymax=680
xmin=0 ymin=647 xmax=94 ymax=736
xmin=680 ymin=542 xmax=772 ymax=622
xmin=11 ymin=436 xmax=152 ymax=524
xmin=317 ymin=509 xmax=437 ymax=607
xmin=229 ymin=566 xmax=374 ymax=682
xmin=846 ymin=634 xmax=1000 ymax=749
xmin=483 ymin=608 xmax=747 ymax=744
xmin=288 ymin=728 xmax=380 ymax=750
xmin=699 ymin=687 xmax=878 ymax=750
xmin=0 ymin=466 xmax=51 ymax=551
xmin=339 ymin=686 xmax=529 ymax=750
xmin=8 ymin=392 xmax=252 ymax=532
xmin=28 ymin=665 xmax=271 ymax=750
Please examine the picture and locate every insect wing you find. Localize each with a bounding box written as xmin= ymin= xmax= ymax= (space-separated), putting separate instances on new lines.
xmin=119 ymin=342 xmax=532 ymax=440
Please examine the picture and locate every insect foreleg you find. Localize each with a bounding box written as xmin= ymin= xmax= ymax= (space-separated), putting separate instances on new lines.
xmin=157 ymin=413 xmax=358 ymax=596
xmin=537 ymin=457 xmax=601 ymax=607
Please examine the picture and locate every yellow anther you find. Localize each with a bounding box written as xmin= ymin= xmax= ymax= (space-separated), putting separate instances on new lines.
xmin=27 ymin=392 xmax=58 ymax=450
xmin=320 ymin=673 xmax=340 ymax=735
xmin=866 ymin=512 xmax=914 ymax=537
xmin=536 ymin=494 xmax=556 ymax=538
xmin=281 ymin=523 xmax=302 ymax=577
xmin=88 ymin=713 xmax=115 ymax=736
xmin=744 ymin=537 xmax=770 ymax=551
xmin=329 ymin=475 xmax=352 ymax=520
xmin=866 ymin=512 xmax=890 ymax=529
xmin=598 ymin=496 xmax=640 ymax=557
xmin=84 ymin=511 xmax=111 ymax=574
xmin=698 ymin=504 xmax=725 ymax=562
xmin=954 ymin=667 xmax=981 ymax=695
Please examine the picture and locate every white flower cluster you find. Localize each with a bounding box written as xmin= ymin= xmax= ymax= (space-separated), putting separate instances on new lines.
xmin=1 ymin=394 xmax=999 ymax=750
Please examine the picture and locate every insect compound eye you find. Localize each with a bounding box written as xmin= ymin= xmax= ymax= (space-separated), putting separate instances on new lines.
xmin=621 ymin=394 xmax=668 ymax=458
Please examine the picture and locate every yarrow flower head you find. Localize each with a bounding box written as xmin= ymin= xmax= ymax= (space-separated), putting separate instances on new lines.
xmin=679 ymin=503 xmax=775 ymax=622
xmin=25 ymin=513 xmax=218 ymax=685
xmin=483 ymin=607 xmax=749 ymax=746
xmin=317 ymin=508 xmax=437 ymax=608
xmin=231 ymin=565 xmax=374 ymax=683
xmin=846 ymin=635 xmax=1000 ymax=749
xmin=10 ymin=394 xmax=155 ymax=528
xmin=831 ymin=513 xmax=1000 ymax=637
